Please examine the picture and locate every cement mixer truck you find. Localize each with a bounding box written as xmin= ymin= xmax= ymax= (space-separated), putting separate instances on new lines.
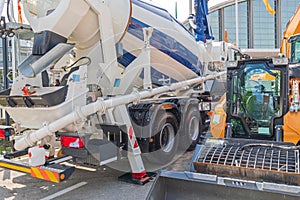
xmin=0 ymin=0 xmax=231 ymax=183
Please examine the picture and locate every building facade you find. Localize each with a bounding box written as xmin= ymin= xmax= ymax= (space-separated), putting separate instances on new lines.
xmin=208 ymin=0 xmax=299 ymax=50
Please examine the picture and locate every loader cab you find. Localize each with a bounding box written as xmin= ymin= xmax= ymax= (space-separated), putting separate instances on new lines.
xmin=226 ymin=59 xmax=289 ymax=140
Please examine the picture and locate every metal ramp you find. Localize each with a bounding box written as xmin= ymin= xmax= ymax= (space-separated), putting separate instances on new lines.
xmin=146 ymin=170 xmax=300 ymax=200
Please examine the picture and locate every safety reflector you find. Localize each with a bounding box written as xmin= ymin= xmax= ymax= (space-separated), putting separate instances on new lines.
xmin=0 ymin=127 xmax=13 ymax=139
xmin=0 ymin=129 xmax=5 ymax=139
xmin=134 ymin=140 xmax=139 ymax=149
xmin=31 ymin=167 xmax=60 ymax=183
xmin=61 ymin=136 xmax=84 ymax=148
xmin=132 ymin=170 xmax=147 ymax=179
xmin=129 ymin=126 xmax=133 ymax=140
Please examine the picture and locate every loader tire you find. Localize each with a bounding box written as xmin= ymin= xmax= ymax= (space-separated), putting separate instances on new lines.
xmin=145 ymin=112 xmax=179 ymax=166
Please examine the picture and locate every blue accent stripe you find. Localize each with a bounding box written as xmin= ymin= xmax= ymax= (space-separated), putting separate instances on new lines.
xmin=118 ymin=50 xmax=136 ymax=67
xmin=128 ymin=17 xmax=202 ymax=75
xmin=118 ymin=50 xmax=135 ymax=66
xmin=118 ymin=50 xmax=176 ymax=86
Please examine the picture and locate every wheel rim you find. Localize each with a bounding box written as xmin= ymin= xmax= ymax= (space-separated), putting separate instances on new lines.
xmin=159 ymin=123 xmax=175 ymax=153
xmin=189 ymin=116 xmax=199 ymax=141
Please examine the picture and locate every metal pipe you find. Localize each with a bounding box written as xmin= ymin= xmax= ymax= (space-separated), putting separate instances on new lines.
xmin=225 ymin=123 xmax=232 ymax=138
xmin=235 ymin=0 xmax=239 ymax=47
xmin=18 ymin=43 xmax=74 ymax=78
xmin=189 ymin=0 xmax=193 ymax=15
xmin=8 ymin=0 xmax=17 ymax=23
xmin=1 ymin=17 xmax=10 ymax=125
xmin=14 ymin=71 xmax=226 ymax=150
xmin=275 ymin=125 xmax=283 ymax=142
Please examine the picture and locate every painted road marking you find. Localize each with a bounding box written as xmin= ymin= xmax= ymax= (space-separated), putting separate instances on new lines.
xmin=40 ymin=182 xmax=87 ymax=200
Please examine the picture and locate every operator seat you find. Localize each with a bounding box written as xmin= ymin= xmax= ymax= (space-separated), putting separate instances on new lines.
xmin=246 ymin=93 xmax=274 ymax=123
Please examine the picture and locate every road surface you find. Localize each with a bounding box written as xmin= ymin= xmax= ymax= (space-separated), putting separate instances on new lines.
xmin=0 ymin=152 xmax=193 ymax=200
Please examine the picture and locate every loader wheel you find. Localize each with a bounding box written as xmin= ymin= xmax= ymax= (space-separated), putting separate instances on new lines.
xmin=145 ymin=112 xmax=179 ymax=165
xmin=183 ymin=107 xmax=202 ymax=151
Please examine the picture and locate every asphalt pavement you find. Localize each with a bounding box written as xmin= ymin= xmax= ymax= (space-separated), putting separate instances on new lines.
xmin=0 ymin=152 xmax=193 ymax=200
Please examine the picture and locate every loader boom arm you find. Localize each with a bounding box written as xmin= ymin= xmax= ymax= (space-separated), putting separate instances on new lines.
xmin=280 ymin=5 xmax=300 ymax=58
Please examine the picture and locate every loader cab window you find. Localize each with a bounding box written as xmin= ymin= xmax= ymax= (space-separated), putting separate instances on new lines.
xmin=290 ymin=38 xmax=300 ymax=63
xmin=230 ymin=62 xmax=281 ymax=137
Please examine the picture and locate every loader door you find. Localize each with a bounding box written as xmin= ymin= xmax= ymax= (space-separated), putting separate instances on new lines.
xmin=227 ymin=60 xmax=288 ymax=140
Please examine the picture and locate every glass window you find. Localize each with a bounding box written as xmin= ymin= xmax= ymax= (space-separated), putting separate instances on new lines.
xmin=208 ymin=11 xmax=220 ymax=41
xmin=238 ymin=2 xmax=248 ymax=48
xmin=231 ymin=63 xmax=281 ymax=135
xmin=253 ymin=0 xmax=275 ymax=48
xmin=290 ymin=36 xmax=300 ymax=63
xmin=281 ymin=0 xmax=299 ymax=36
xmin=224 ymin=5 xmax=236 ymax=44
xmin=224 ymin=2 xmax=248 ymax=48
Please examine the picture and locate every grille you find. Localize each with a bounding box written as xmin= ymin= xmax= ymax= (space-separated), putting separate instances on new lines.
xmin=194 ymin=141 xmax=300 ymax=185
xmin=199 ymin=146 xmax=300 ymax=173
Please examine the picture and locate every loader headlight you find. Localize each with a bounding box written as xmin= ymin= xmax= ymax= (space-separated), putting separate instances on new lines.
xmin=199 ymin=102 xmax=211 ymax=111
xmin=226 ymin=61 xmax=238 ymax=68
xmin=272 ymin=57 xmax=288 ymax=65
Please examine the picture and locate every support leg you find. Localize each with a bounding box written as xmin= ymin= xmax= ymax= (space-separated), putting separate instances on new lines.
xmin=114 ymin=105 xmax=155 ymax=184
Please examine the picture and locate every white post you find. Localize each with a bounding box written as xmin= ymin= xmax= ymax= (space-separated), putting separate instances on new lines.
xmin=235 ymin=0 xmax=239 ymax=47
xmin=143 ymin=27 xmax=153 ymax=90
xmin=11 ymin=37 xmax=17 ymax=80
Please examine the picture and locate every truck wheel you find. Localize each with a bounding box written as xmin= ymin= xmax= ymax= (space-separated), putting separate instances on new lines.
xmin=145 ymin=112 xmax=179 ymax=165
xmin=184 ymin=107 xmax=202 ymax=151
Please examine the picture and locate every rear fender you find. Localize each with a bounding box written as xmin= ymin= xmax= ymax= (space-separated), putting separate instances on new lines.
xmin=130 ymin=102 xmax=180 ymax=138
xmin=129 ymin=102 xmax=180 ymax=153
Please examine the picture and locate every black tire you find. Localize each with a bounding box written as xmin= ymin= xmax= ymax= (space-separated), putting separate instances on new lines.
xmin=144 ymin=112 xmax=179 ymax=166
xmin=182 ymin=107 xmax=202 ymax=151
